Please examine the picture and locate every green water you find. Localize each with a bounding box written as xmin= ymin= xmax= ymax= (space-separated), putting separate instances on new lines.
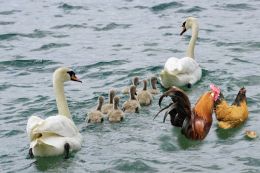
xmin=1 ymin=0 xmax=260 ymax=172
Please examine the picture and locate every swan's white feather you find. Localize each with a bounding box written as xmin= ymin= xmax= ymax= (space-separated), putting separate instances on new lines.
xmin=30 ymin=134 xmax=82 ymax=156
xmin=27 ymin=115 xmax=79 ymax=140
xmin=27 ymin=115 xmax=82 ymax=156
xmin=160 ymin=57 xmax=202 ymax=88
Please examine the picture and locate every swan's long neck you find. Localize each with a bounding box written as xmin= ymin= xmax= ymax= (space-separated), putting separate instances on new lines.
xmin=53 ymin=79 xmax=71 ymax=118
xmin=186 ymin=22 xmax=199 ymax=59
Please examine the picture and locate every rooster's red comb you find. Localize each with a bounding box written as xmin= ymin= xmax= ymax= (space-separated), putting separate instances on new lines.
xmin=210 ymin=84 xmax=220 ymax=101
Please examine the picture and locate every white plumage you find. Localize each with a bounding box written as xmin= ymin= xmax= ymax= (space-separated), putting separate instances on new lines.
xmin=26 ymin=67 xmax=82 ymax=157
xmin=160 ymin=17 xmax=202 ymax=88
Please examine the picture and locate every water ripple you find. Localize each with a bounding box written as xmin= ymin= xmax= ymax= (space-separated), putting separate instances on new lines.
xmin=151 ymin=2 xmax=183 ymax=12
xmin=215 ymin=3 xmax=256 ymax=11
xmin=2 ymin=130 xmax=23 ymax=137
xmin=0 ymin=21 xmax=15 ymax=25
xmin=32 ymin=43 xmax=70 ymax=51
xmin=134 ymin=6 xmax=149 ymax=10
xmin=112 ymin=159 xmax=157 ymax=172
xmin=78 ymin=60 xmax=129 ymax=73
xmin=236 ymin=157 xmax=260 ymax=167
xmin=0 ymin=59 xmax=57 ymax=69
xmin=93 ymin=23 xmax=131 ymax=31
xmin=177 ymin=6 xmax=206 ymax=13
xmin=0 ymin=33 xmax=19 ymax=41
xmin=0 ymin=30 xmax=55 ymax=41
xmin=58 ymin=3 xmax=86 ymax=11
xmin=0 ymin=10 xmax=21 ymax=15
xmin=51 ymin=24 xmax=87 ymax=29
xmin=225 ymin=3 xmax=256 ymax=10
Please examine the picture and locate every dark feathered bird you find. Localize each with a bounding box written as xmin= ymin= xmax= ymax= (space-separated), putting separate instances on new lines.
xmin=154 ymin=85 xmax=220 ymax=140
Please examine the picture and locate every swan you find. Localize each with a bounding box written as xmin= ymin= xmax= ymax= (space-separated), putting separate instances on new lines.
xmin=160 ymin=17 xmax=202 ymax=88
xmin=26 ymin=67 xmax=83 ymax=158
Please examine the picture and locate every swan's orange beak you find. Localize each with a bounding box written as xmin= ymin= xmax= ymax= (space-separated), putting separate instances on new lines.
xmin=71 ymin=74 xmax=82 ymax=83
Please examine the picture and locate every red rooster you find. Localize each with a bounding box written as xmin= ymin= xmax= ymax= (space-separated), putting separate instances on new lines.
xmin=154 ymin=85 xmax=220 ymax=140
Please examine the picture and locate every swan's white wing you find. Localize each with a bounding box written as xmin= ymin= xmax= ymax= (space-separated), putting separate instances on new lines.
xmin=30 ymin=134 xmax=82 ymax=156
xmin=164 ymin=57 xmax=179 ymax=74
xmin=26 ymin=116 xmax=44 ymax=140
xmin=27 ymin=115 xmax=78 ymax=141
xmin=164 ymin=57 xmax=199 ymax=75
xmin=161 ymin=57 xmax=202 ymax=88
xmin=34 ymin=115 xmax=78 ymax=137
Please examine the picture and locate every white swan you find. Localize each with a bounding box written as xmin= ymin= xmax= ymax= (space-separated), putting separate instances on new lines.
xmin=26 ymin=67 xmax=83 ymax=158
xmin=160 ymin=17 xmax=202 ymax=88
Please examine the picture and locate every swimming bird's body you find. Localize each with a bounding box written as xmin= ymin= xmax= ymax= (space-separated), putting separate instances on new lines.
xmin=122 ymin=77 xmax=139 ymax=94
xmin=137 ymin=80 xmax=153 ymax=106
xmin=102 ymin=90 xmax=116 ymax=114
xmin=108 ymin=96 xmax=124 ymax=122
xmin=26 ymin=67 xmax=82 ymax=158
xmin=86 ymin=96 xmax=104 ymax=123
xmin=148 ymin=77 xmax=160 ymax=95
xmin=154 ymin=85 xmax=220 ymax=140
xmin=214 ymin=87 xmax=248 ymax=129
xmin=122 ymin=85 xmax=141 ymax=113
xmin=160 ymin=17 xmax=202 ymax=88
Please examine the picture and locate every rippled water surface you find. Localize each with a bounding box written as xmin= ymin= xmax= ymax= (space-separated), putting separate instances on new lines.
xmin=1 ymin=0 xmax=260 ymax=172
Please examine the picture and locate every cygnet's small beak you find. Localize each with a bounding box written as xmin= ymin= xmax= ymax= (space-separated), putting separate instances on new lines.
xmin=71 ymin=75 xmax=82 ymax=83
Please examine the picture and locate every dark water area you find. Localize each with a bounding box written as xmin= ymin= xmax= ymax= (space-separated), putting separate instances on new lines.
xmin=1 ymin=0 xmax=260 ymax=172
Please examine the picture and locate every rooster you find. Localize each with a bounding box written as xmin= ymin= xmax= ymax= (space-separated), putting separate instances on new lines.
xmin=154 ymin=85 xmax=220 ymax=140
xmin=214 ymin=86 xmax=248 ymax=129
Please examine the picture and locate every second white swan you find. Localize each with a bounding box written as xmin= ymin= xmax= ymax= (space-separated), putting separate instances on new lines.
xmin=160 ymin=17 xmax=202 ymax=88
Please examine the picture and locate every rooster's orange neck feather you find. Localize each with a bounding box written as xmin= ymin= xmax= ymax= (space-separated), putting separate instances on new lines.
xmin=194 ymin=92 xmax=214 ymax=121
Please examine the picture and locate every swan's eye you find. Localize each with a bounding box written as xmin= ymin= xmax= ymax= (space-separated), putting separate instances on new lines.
xmin=182 ymin=21 xmax=186 ymax=27
xmin=67 ymin=71 xmax=75 ymax=77
xmin=67 ymin=71 xmax=82 ymax=82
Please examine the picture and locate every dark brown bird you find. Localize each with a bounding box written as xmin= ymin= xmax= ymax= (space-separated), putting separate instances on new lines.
xmin=154 ymin=85 xmax=220 ymax=140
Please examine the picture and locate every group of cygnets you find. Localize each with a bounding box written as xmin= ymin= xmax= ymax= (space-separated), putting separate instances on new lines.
xmin=86 ymin=77 xmax=159 ymax=123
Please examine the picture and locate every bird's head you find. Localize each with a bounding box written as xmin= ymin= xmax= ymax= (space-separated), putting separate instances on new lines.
xmin=98 ymin=96 xmax=104 ymax=105
xmin=132 ymin=77 xmax=140 ymax=86
xmin=233 ymin=87 xmax=247 ymax=106
xmin=180 ymin=17 xmax=198 ymax=36
xmin=239 ymin=87 xmax=246 ymax=95
xmin=130 ymin=85 xmax=137 ymax=99
xmin=210 ymin=84 xmax=221 ymax=101
xmin=53 ymin=67 xmax=82 ymax=83
xmin=113 ymin=96 xmax=120 ymax=109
